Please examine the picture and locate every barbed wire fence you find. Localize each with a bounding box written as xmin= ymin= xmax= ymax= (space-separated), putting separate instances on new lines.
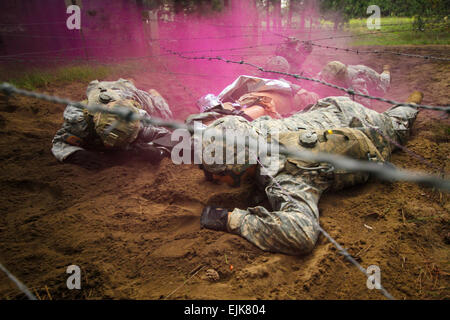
xmin=1 ymin=19 xmax=449 ymax=300
xmin=2 ymin=81 xmax=449 ymax=299
xmin=0 ymin=77 xmax=448 ymax=182
xmin=301 ymin=41 xmax=450 ymax=61
xmin=1 ymin=23 xmax=448 ymax=64
xmin=162 ymin=46 xmax=449 ymax=176
xmin=163 ymin=48 xmax=450 ymax=113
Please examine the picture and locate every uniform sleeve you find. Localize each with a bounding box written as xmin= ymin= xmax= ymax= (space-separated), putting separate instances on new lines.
xmin=134 ymin=109 xmax=172 ymax=144
xmin=133 ymin=88 xmax=173 ymax=120
xmin=136 ymin=124 xmax=172 ymax=143
xmin=348 ymin=65 xmax=390 ymax=98
xmin=147 ymin=89 xmax=173 ymax=120
xmin=51 ymin=105 xmax=89 ymax=162
xmin=227 ymin=172 xmax=325 ymax=255
xmin=350 ymin=78 xmax=372 ymax=107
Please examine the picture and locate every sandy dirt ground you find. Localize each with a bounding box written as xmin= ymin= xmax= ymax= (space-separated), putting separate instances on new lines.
xmin=0 ymin=45 xmax=449 ymax=300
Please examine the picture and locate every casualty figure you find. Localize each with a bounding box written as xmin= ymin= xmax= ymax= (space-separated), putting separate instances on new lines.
xmin=187 ymin=60 xmax=391 ymax=127
xmin=187 ymin=75 xmax=320 ymax=125
xmin=197 ymin=90 xmax=422 ymax=255
xmin=51 ymin=79 xmax=174 ymax=170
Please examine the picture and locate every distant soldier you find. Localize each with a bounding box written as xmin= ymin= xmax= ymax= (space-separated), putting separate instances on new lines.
xmin=51 ymin=79 xmax=174 ymax=170
xmin=198 ymin=91 xmax=422 ymax=255
xmin=275 ymin=37 xmax=313 ymax=71
xmin=317 ymin=61 xmax=391 ymax=106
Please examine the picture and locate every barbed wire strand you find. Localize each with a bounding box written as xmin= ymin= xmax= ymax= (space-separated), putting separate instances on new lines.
xmin=163 ymin=265 xmax=205 ymax=299
xmin=0 ymin=262 xmax=37 ymax=300
xmin=0 ymin=41 xmax=283 ymax=62
xmin=273 ymin=29 xmax=450 ymax=61
xmin=305 ymin=41 xmax=450 ymax=61
xmin=164 ymin=49 xmax=450 ymax=113
xmin=2 ymin=25 xmax=448 ymax=64
xmin=0 ymin=44 xmax=130 ymax=59
xmin=0 ymin=32 xmax=258 ymax=41
xmin=1 ymin=55 xmax=445 ymax=183
xmin=1 ymin=17 xmax=444 ymax=28
xmin=0 ymin=16 xmax=447 ymax=302
xmin=0 ymin=82 xmax=449 ymax=191
xmin=0 ymin=83 xmax=449 ymax=302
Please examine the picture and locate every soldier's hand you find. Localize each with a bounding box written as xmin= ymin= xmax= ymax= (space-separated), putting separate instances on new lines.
xmin=200 ymin=207 xmax=229 ymax=232
xmin=65 ymin=150 xmax=108 ymax=170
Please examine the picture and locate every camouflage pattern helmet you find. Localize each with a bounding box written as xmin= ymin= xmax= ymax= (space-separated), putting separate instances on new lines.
xmin=319 ymin=61 xmax=348 ymax=85
xmin=93 ymin=99 xmax=142 ymax=149
xmin=264 ymin=56 xmax=290 ymax=74
xmin=199 ymin=116 xmax=263 ymax=174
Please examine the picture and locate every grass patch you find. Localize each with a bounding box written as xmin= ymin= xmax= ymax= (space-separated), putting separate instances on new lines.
xmin=3 ymin=62 xmax=141 ymax=91
xmin=346 ymin=17 xmax=450 ymax=46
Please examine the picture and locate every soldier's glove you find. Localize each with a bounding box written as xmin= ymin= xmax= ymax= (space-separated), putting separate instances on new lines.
xmin=200 ymin=206 xmax=229 ymax=231
xmin=65 ymin=150 xmax=108 ymax=170
xmin=133 ymin=143 xmax=165 ymax=164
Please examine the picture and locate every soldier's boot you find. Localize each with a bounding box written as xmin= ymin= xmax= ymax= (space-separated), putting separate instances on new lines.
xmin=200 ymin=207 xmax=229 ymax=231
xmin=405 ymin=91 xmax=423 ymax=104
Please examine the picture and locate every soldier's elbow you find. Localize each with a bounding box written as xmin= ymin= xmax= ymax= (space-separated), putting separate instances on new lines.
xmin=293 ymin=235 xmax=316 ymax=255
xmin=277 ymin=231 xmax=317 ymax=256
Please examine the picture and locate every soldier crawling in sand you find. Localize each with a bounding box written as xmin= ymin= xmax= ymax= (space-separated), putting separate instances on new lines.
xmin=195 ymin=89 xmax=422 ymax=255
xmin=51 ymin=79 xmax=175 ymax=170
xmin=316 ymin=61 xmax=391 ymax=107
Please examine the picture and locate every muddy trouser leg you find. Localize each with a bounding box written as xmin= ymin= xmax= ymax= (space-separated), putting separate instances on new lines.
xmin=227 ymin=173 xmax=326 ymax=255
xmin=383 ymin=105 xmax=419 ymax=145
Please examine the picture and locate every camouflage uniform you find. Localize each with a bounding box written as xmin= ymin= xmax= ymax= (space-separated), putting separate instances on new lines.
xmin=187 ymin=75 xmax=308 ymax=125
xmin=347 ymin=64 xmax=391 ymax=97
xmin=206 ymin=96 xmax=418 ymax=255
xmin=318 ymin=62 xmax=391 ymax=107
xmin=52 ymin=79 xmax=172 ymax=161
